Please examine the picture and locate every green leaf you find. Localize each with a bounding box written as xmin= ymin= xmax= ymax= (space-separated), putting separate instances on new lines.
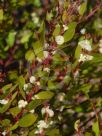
xmin=92 ymin=121 xmax=99 ymax=136
xmin=53 ymin=24 xmax=60 ymax=36
xmin=47 ymin=129 xmax=60 ymax=136
xmin=35 ymin=91 xmax=54 ymax=99
xmin=39 ymin=21 xmax=45 ymax=44
xmin=2 ymin=84 xmax=12 ymax=92
xmin=25 ymin=50 xmax=35 ymax=62
xmin=19 ymin=114 xmax=37 ymax=127
xmin=78 ymin=2 xmax=87 ymax=15
xmin=9 ymin=107 xmax=21 ymax=117
xmin=32 ymin=41 xmax=44 ymax=59
xmin=6 ymin=31 xmax=16 ymax=47
xmin=1 ymin=119 xmax=10 ymax=126
xmin=75 ymin=44 xmax=82 ymax=59
xmin=26 ymin=99 xmax=43 ymax=110
xmin=34 ymin=0 xmax=41 ymax=7
xmin=21 ymin=32 xmax=32 ymax=44
xmin=63 ymin=22 xmax=77 ymax=42
xmin=18 ymin=76 xmax=26 ymax=98
xmin=85 ymin=132 xmax=93 ymax=136
xmin=18 ymin=76 xmax=25 ymax=88
xmin=0 ymin=92 xmax=17 ymax=113
xmin=9 ymin=122 xmax=19 ymax=131
xmin=0 ymin=9 xmax=3 ymax=21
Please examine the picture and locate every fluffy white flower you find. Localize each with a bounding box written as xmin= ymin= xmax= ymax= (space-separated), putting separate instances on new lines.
xmin=29 ymin=109 xmax=35 ymax=113
xmin=63 ymin=25 xmax=68 ymax=31
xmin=80 ymin=28 xmax=86 ymax=34
xmin=55 ymin=35 xmax=64 ymax=45
xmin=36 ymin=57 xmax=42 ymax=63
xmin=85 ymin=55 xmax=93 ymax=61
xmin=37 ymin=120 xmax=48 ymax=129
xmin=36 ymin=81 xmax=40 ymax=86
xmin=33 ymin=17 xmax=39 ymax=24
xmin=99 ymin=48 xmax=102 ymax=53
xmin=0 ymin=99 xmax=8 ymax=105
xmin=43 ymin=67 xmax=50 ymax=73
xmin=30 ymin=76 xmax=36 ymax=84
xmin=2 ymin=131 xmax=7 ymax=136
xmin=57 ymin=93 xmax=65 ymax=102
xmin=44 ymin=43 xmax=49 ymax=49
xmin=99 ymin=39 xmax=102 ymax=48
xmin=34 ymin=95 xmax=40 ymax=99
xmin=52 ymin=50 xmax=56 ymax=55
xmin=79 ymin=40 xmax=92 ymax=51
xmin=41 ymin=106 xmax=54 ymax=117
xmin=78 ymin=54 xmax=93 ymax=62
xmin=18 ymin=100 xmax=28 ymax=109
xmin=23 ymin=84 xmax=29 ymax=91
xmin=43 ymin=51 xmax=49 ymax=58
xmin=35 ymin=128 xmax=43 ymax=134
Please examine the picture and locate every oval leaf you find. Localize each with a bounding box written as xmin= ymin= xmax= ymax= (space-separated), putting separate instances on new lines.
xmin=63 ymin=22 xmax=77 ymax=42
xmin=19 ymin=114 xmax=37 ymax=127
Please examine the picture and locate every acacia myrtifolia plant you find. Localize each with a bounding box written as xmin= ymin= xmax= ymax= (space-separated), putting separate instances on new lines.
xmin=0 ymin=0 xmax=102 ymax=136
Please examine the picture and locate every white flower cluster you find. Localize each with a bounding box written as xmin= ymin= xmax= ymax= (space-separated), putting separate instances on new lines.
xmin=57 ymin=93 xmax=65 ymax=102
xmin=78 ymin=54 xmax=93 ymax=62
xmin=63 ymin=25 xmax=68 ymax=31
xmin=44 ymin=43 xmax=49 ymax=49
xmin=2 ymin=131 xmax=7 ymax=136
xmin=0 ymin=99 xmax=8 ymax=105
xmin=43 ymin=51 xmax=49 ymax=58
xmin=80 ymin=28 xmax=86 ymax=34
xmin=79 ymin=39 xmax=92 ymax=51
xmin=36 ymin=57 xmax=42 ymax=63
xmin=30 ymin=76 xmax=36 ymax=84
xmin=43 ymin=67 xmax=50 ymax=73
xmin=41 ymin=106 xmax=54 ymax=117
xmin=35 ymin=120 xmax=53 ymax=134
xmin=55 ymin=35 xmax=64 ymax=45
xmin=99 ymin=39 xmax=102 ymax=53
xmin=23 ymin=76 xmax=40 ymax=92
xmin=31 ymin=12 xmax=39 ymax=24
xmin=18 ymin=100 xmax=28 ymax=109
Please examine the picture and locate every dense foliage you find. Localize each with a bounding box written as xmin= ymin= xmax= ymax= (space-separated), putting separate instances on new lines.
xmin=0 ymin=0 xmax=102 ymax=136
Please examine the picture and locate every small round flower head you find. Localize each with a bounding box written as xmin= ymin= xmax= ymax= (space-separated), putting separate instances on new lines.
xmin=85 ymin=55 xmax=93 ymax=61
xmin=35 ymin=128 xmax=43 ymax=134
xmin=36 ymin=57 xmax=42 ymax=63
xmin=79 ymin=39 xmax=92 ymax=51
xmin=30 ymin=76 xmax=36 ymax=84
xmin=99 ymin=48 xmax=102 ymax=53
xmin=33 ymin=17 xmax=39 ymax=24
xmin=78 ymin=54 xmax=93 ymax=62
xmin=37 ymin=120 xmax=48 ymax=129
xmin=2 ymin=131 xmax=7 ymax=136
xmin=36 ymin=81 xmax=40 ymax=86
xmin=63 ymin=25 xmax=68 ymax=31
xmin=55 ymin=35 xmax=64 ymax=45
xmin=44 ymin=43 xmax=49 ymax=49
xmin=23 ymin=83 xmax=29 ymax=91
xmin=31 ymin=12 xmax=36 ymax=17
xmin=57 ymin=93 xmax=65 ymax=102
xmin=80 ymin=28 xmax=86 ymax=34
xmin=0 ymin=99 xmax=8 ymax=105
xmin=41 ymin=106 xmax=54 ymax=117
xmin=43 ymin=67 xmax=50 ymax=73
xmin=43 ymin=51 xmax=49 ymax=58
xmin=18 ymin=100 xmax=28 ymax=109
xmin=29 ymin=109 xmax=35 ymax=113
xmin=99 ymin=39 xmax=102 ymax=48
